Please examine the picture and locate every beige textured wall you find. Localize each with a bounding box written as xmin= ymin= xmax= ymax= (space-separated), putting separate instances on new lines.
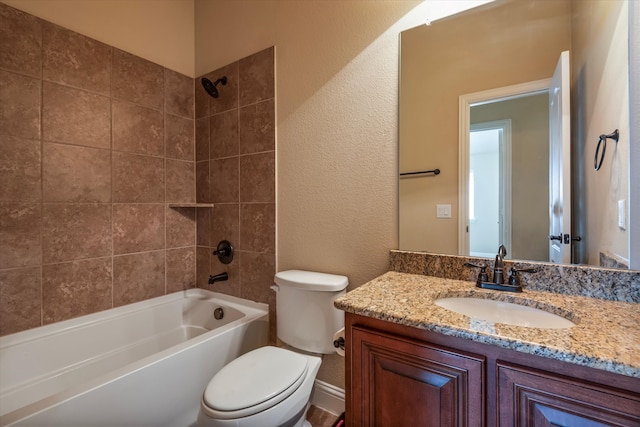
xmin=571 ymin=0 xmax=629 ymax=265
xmin=0 ymin=0 xmax=195 ymax=76
xmin=399 ymin=0 xmax=571 ymax=255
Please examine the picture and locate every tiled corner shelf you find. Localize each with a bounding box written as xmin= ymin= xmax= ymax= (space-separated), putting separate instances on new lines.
xmin=168 ymin=203 xmax=214 ymax=208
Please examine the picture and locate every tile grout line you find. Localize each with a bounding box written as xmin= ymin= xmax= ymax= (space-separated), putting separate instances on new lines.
xmin=192 ymin=77 xmax=198 ymax=290
xmin=39 ymin=22 xmax=44 ymax=328
xmin=236 ymin=65 xmax=243 ymax=295
xmin=163 ymin=68 xmax=168 ymax=296
xmin=109 ymin=45 xmax=115 ymax=311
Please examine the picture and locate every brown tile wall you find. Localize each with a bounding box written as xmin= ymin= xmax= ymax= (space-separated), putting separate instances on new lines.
xmin=0 ymin=3 xmax=197 ymax=336
xmin=195 ymin=47 xmax=276 ymax=341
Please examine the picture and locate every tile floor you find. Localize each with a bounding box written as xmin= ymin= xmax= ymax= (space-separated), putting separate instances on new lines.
xmin=307 ymin=405 xmax=340 ymax=427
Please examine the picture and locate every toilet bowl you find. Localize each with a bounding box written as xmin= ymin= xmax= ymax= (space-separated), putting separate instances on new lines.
xmin=197 ymin=270 xmax=348 ymax=427
xmin=197 ymin=346 xmax=321 ymax=427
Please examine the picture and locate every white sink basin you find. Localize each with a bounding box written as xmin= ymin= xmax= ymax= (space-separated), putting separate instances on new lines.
xmin=434 ymin=297 xmax=575 ymax=329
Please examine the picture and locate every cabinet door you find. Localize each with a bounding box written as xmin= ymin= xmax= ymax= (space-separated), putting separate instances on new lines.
xmin=350 ymin=326 xmax=485 ymax=427
xmin=498 ymin=362 xmax=640 ymax=426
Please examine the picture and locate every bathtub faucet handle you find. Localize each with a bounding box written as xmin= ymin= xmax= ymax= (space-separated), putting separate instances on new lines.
xmin=212 ymin=240 xmax=234 ymax=264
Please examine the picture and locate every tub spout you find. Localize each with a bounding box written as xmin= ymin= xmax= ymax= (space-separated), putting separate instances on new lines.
xmin=209 ymin=272 xmax=229 ymax=285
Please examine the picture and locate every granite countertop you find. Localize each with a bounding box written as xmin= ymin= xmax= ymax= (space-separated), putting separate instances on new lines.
xmin=335 ymin=271 xmax=640 ymax=378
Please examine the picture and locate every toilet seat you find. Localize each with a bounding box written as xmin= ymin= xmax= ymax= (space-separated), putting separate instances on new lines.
xmin=202 ymin=346 xmax=309 ymax=419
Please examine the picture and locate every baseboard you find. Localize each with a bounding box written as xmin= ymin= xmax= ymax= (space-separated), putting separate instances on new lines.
xmin=310 ymin=380 xmax=345 ymax=416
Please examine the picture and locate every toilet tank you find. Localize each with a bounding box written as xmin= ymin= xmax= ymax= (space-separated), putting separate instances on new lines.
xmin=274 ymin=270 xmax=348 ymax=354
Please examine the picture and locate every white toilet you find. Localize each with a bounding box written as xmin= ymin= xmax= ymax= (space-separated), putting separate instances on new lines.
xmin=198 ymin=270 xmax=348 ymax=427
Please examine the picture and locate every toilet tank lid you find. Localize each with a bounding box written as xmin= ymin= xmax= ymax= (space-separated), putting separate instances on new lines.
xmin=274 ymin=270 xmax=348 ymax=291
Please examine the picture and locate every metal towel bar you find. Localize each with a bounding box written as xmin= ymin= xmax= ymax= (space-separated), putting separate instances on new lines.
xmin=399 ymin=168 xmax=440 ymax=178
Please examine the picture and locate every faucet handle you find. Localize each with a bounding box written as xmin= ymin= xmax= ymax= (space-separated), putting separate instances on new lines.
xmin=464 ymin=262 xmax=489 ymax=285
xmin=507 ymin=267 xmax=537 ymax=287
xmin=464 ymin=262 xmax=487 ymax=268
xmin=212 ymin=240 xmax=234 ymax=264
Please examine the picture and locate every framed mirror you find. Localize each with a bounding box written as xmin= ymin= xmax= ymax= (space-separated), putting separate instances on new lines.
xmin=399 ymin=0 xmax=634 ymax=269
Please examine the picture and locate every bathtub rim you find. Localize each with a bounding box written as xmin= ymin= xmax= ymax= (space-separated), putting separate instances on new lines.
xmin=0 ymin=288 xmax=267 ymax=348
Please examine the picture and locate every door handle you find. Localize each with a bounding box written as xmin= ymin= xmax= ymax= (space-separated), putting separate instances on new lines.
xmin=549 ymin=234 xmax=581 ymax=244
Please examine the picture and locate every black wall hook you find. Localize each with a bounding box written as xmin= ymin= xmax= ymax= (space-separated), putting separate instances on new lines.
xmin=594 ymin=129 xmax=619 ymax=171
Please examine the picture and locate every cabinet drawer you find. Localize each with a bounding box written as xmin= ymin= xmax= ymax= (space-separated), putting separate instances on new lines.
xmin=497 ymin=362 xmax=640 ymax=426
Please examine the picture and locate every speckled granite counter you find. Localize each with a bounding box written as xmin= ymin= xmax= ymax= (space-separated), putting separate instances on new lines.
xmin=335 ymin=271 xmax=640 ymax=378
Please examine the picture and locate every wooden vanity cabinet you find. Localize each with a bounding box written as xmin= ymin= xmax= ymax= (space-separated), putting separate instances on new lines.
xmin=345 ymin=313 xmax=640 ymax=427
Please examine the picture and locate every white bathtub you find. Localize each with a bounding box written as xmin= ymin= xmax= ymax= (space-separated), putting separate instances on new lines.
xmin=0 ymin=289 xmax=269 ymax=426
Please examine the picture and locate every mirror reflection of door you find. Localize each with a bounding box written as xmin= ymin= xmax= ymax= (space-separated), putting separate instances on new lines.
xmin=548 ymin=51 xmax=572 ymax=264
xmin=469 ymin=121 xmax=511 ymax=258
xmin=460 ymin=83 xmax=552 ymax=262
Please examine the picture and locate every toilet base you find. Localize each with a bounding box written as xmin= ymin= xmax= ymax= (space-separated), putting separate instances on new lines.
xmin=282 ymin=401 xmax=310 ymax=427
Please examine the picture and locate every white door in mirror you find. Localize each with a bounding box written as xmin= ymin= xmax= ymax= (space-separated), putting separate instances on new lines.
xmin=548 ymin=50 xmax=572 ymax=264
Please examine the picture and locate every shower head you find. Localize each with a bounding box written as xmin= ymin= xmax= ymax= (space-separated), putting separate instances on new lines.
xmin=201 ymin=76 xmax=227 ymax=98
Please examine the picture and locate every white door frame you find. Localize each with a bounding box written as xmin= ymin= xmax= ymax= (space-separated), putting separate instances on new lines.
xmin=458 ymin=79 xmax=551 ymax=256
xmin=630 ymin=0 xmax=639 ymax=269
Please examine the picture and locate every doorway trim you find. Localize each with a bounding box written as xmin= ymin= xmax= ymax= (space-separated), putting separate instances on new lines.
xmin=458 ymin=78 xmax=551 ymax=256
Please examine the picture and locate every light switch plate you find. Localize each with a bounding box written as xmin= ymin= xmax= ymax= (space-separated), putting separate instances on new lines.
xmin=437 ymin=204 xmax=452 ymax=218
